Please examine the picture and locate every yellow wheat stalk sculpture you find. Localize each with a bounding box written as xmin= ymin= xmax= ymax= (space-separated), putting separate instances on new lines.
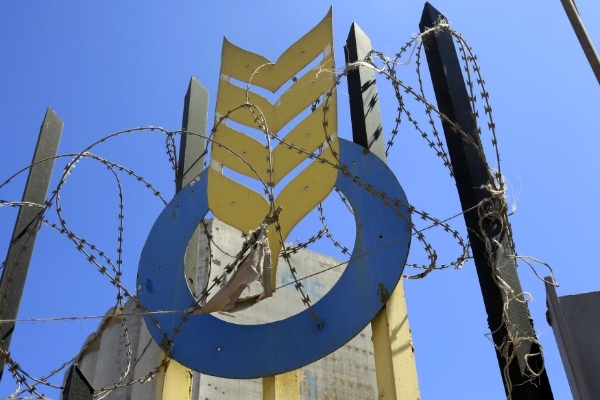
xmin=207 ymin=9 xmax=338 ymax=289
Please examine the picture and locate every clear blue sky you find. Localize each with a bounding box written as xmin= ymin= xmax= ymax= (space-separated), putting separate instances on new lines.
xmin=1 ymin=1 xmax=599 ymax=399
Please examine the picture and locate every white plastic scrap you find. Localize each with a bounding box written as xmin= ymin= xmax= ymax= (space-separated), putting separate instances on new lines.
xmin=196 ymin=224 xmax=272 ymax=314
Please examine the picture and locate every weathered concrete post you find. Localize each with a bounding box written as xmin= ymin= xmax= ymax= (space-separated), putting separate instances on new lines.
xmin=155 ymin=77 xmax=209 ymax=400
xmin=0 ymin=107 xmax=63 ymax=380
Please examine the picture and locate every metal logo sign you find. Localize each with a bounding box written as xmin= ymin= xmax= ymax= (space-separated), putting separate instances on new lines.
xmin=136 ymin=10 xmax=411 ymax=378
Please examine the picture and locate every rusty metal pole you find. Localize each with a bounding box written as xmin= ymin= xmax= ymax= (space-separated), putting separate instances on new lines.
xmin=0 ymin=107 xmax=63 ymax=380
xmin=419 ymin=3 xmax=553 ymax=398
xmin=345 ymin=22 xmax=420 ymax=400
xmin=559 ymin=0 xmax=600 ymax=84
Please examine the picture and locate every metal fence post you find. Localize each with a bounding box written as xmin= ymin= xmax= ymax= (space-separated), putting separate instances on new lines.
xmin=345 ymin=22 xmax=421 ymax=400
xmin=0 ymin=107 xmax=63 ymax=380
xmin=177 ymin=77 xmax=209 ymax=297
xmin=419 ymin=3 xmax=553 ymax=398
xmin=62 ymin=364 xmax=94 ymax=400
xmin=156 ymin=77 xmax=208 ymax=400
xmin=559 ymin=0 xmax=600 ymax=84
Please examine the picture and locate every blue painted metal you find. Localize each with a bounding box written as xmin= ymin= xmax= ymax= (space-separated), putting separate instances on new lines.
xmin=136 ymin=138 xmax=411 ymax=378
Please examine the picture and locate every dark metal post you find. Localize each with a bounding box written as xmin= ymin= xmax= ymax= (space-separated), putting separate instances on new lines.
xmin=345 ymin=23 xmax=386 ymax=162
xmin=0 ymin=107 xmax=63 ymax=379
xmin=419 ymin=3 xmax=553 ymax=398
xmin=345 ymin=23 xmax=421 ymax=399
xmin=176 ymin=77 xmax=209 ymax=296
xmin=62 ymin=364 xmax=94 ymax=400
xmin=559 ymin=0 xmax=600 ymax=85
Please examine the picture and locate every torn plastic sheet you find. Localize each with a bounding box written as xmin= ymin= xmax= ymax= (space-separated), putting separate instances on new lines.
xmin=194 ymin=224 xmax=272 ymax=314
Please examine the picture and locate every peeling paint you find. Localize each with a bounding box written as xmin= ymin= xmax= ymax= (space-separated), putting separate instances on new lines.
xmin=377 ymin=283 xmax=390 ymax=304
xmin=146 ymin=279 xmax=155 ymax=294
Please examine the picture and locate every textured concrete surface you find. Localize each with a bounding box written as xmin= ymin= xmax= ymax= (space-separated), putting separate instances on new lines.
xmin=70 ymin=218 xmax=377 ymax=399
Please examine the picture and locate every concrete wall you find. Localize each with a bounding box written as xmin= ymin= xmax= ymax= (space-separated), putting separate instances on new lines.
xmin=71 ymin=218 xmax=377 ymax=399
xmin=547 ymin=282 xmax=600 ymax=400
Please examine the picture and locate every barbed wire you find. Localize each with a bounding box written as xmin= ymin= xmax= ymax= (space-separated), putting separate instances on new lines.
xmin=0 ymin=17 xmax=558 ymax=400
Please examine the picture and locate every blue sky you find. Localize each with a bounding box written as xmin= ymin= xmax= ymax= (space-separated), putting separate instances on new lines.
xmin=1 ymin=1 xmax=599 ymax=399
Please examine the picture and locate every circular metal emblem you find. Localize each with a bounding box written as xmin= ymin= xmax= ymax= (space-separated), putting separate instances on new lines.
xmin=137 ymin=139 xmax=411 ymax=378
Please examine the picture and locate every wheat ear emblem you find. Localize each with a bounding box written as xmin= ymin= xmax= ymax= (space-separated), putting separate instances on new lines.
xmin=207 ymin=9 xmax=338 ymax=289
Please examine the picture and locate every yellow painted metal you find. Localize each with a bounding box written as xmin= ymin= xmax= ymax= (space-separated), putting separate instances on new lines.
xmin=263 ymin=370 xmax=300 ymax=400
xmin=221 ymin=9 xmax=332 ymax=92
xmin=371 ymin=279 xmax=421 ymax=399
xmin=207 ymin=168 xmax=271 ymax=235
xmin=210 ymin=123 xmax=268 ymax=182
xmin=208 ymin=143 xmax=338 ymax=289
xmin=268 ymin=143 xmax=337 ymax=287
xmin=208 ymin=9 xmax=337 ymax=289
xmin=216 ymin=55 xmax=334 ymax=132
xmin=270 ymin=92 xmax=337 ymax=183
xmin=155 ymin=350 xmax=193 ymax=400
xmin=211 ymin=92 xmax=338 ymax=185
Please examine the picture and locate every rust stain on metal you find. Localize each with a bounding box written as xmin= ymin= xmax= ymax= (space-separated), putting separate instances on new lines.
xmin=377 ymin=283 xmax=390 ymax=304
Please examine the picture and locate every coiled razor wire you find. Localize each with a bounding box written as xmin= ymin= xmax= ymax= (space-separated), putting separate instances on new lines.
xmin=0 ymin=18 xmax=558 ymax=400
